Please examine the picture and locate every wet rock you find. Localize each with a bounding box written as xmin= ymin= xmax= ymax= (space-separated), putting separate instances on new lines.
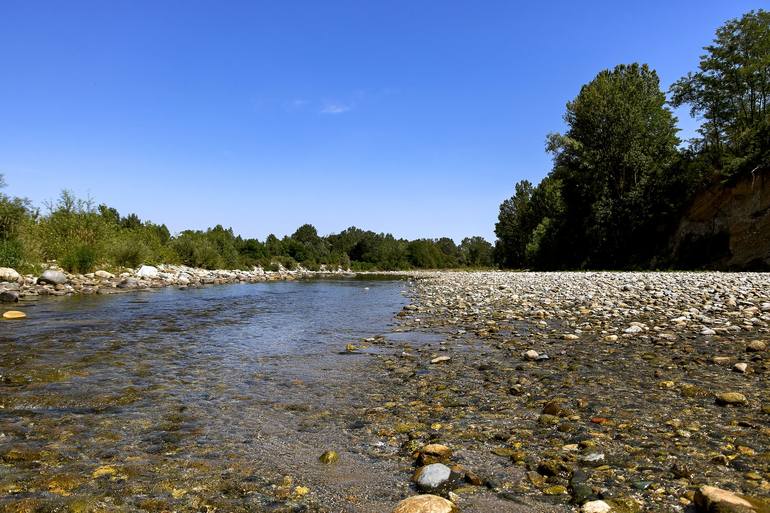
xmin=0 ymin=290 xmax=19 ymax=302
xmin=2 ymin=310 xmax=26 ymax=319
xmin=582 ymin=501 xmax=612 ymax=513
xmin=414 ymin=463 xmax=452 ymax=491
xmin=319 ymin=450 xmax=338 ymax=464
xmin=431 ymin=356 xmax=451 ymax=364
xmin=417 ymin=444 xmax=452 ymax=465
xmin=392 ymin=494 xmax=457 ymax=513
xmin=38 ymin=269 xmax=67 ymax=285
xmin=716 ymin=392 xmax=748 ymax=406
xmin=747 ymin=340 xmax=766 ymax=352
xmin=523 ymin=350 xmax=539 ymax=360
xmin=693 ymin=485 xmax=760 ymax=512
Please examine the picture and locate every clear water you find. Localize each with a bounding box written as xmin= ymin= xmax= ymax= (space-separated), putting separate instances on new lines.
xmin=0 ymin=280 xmax=410 ymax=512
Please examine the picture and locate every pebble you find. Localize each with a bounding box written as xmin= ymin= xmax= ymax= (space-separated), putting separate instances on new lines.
xmin=734 ymin=362 xmax=748 ymax=373
xmin=716 ymin=392 xmax=748 ymax=406
xmin=523 ymin=350 xmax=539 ymax=360
xmin=414 ymin=463 xmax=451 ymax=491
xmin=2 ymin=310 xmax=26 ymax=319
xmin=430 ymin=356 xmax=451 ymax=364
xmin=392 ymin=494 xmax=457 ymax=513
xmin=582 ymin=500 xmax=612 ymax=513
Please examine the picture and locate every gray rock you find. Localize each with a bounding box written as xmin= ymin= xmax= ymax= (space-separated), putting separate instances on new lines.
xmin=38 ymin=270 xmax=68 ymax=285
xmin=0 ymin=267 xmax=20 ymax=282
xmin=415 ymin=463 xmax=451 ymax=491
xmin=118 ymin=277 xmax=139 ymax=289
xmin=0 ymin=290 xmax=19 ymax=303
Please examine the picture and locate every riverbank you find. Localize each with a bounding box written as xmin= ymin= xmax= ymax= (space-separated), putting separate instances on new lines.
xmin=0 ymin=264 xmax=409 ymax=304
xmin=372 ymin=271 xmax=770 ymax=512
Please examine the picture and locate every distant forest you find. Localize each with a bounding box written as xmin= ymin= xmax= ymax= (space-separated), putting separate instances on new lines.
xmin=493 ymin=9 xmax=769 ymax=269
xmin=0 ymin=184 xmax=493 ymax=273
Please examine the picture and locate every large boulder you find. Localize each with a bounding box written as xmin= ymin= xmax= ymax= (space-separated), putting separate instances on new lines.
xmin=392 ymin=495 xmax=457 ymax=513
xmin=38 ymin=270 xmax=68 ymax=285
xmin=0 ymin=268 xmax=20 ymax=282
xmin=136 ymin=265 xmax=159 ymax=279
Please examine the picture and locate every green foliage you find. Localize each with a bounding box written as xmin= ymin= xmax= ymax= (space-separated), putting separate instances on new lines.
xmin=497 ymin=63 xmax=683 ymax=269
xmin=670 ymin=9 xmax=770 ymax=174
xmin=110 ymin=236 xmax=149 ymax=268
xmin=459 ymin=236 xmax=493 ymax=267
xmin=60 ymin=245 xmax=97 ymax=273
xmin=171 ymin=231 xmax=224 ymax=269
xmin=0 ymin=239 xmax=25 ymax=268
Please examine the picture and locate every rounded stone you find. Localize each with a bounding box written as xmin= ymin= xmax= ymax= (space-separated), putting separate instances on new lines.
xmin=38 ymin=270 xmax=67 ymax=285
xmin=716 ymin=392 xmax=748 ymax=406
xmin=582 ymin=500 xmax=612 ymax=513
xmin=3 ymin=310 xmax=26 ymax=320
xmin=414 ymin=463 xmax=452 ymax=491
xmin=392 ymin=494 xmax=457 ymax=513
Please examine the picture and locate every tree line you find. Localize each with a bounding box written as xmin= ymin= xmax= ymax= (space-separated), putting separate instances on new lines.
xmin=0 ymin=182 xmax=493 ymax=273
xmin=494 ymin=9 xmax=770 ymax=270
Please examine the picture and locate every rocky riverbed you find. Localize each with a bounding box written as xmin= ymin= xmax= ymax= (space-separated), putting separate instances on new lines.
xmin=2 ymin=270 xmax=770 ymax=513
xmin=368 ymin=271 xmax=770 ymax=512
xmin=0 ymin=264 xmax=355 ymax=303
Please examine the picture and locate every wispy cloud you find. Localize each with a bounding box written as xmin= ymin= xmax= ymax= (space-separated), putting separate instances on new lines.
xmin=320 ymin=101 xmax=352 ymax=115
xmin=285 ymin=98 xmax=309 ymax=111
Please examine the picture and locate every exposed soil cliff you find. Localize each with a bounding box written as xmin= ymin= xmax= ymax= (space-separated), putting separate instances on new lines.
xmin=672 ymin=166 xmax=770 ymax=269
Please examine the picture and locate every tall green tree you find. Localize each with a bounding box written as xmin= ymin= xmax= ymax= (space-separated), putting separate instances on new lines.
xmin=494 ymin=179 xmax=534 ymax=268
xmin=547 ymin=63 xmax=680 ymax=267
xmin=670 ymin=9 xmax=770 ymax=174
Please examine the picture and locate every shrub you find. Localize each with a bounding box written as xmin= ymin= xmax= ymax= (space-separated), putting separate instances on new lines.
xmin=0 ymin=239 xmax=24 ymax=268
xmin=61 ymin=245 xmax=97 ymax=273
xmin=111 ymin=237 xmax=148 ymax=268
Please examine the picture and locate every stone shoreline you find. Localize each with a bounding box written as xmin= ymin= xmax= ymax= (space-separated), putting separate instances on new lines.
xmin=0 ymin=264 xmax=410 ymax=303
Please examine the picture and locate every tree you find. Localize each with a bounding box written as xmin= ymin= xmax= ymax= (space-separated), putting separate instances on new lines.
xmin=547 ymin=63 xmax=680 ymax=267
xmin=670 ymin=9 xmax=770 ymax=174
xmin=494 ymin=180 xmax=534 ymax=268
xmin=459 ymin=236 xmax=493 ymax=267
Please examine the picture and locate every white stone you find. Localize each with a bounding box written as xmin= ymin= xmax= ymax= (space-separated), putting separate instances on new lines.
xmin=734 ymin=362 xmax=748 ymax=373
xmin=136 ymin=265 xmax=159 ymax=278
xmin=0 ymin=267 xmax=20 ymax=282
xmin=523 ymin=349 xmax=539 ymax=360
xmin=415 ymin=463 xmax=451 ymax=490
xmin=582 ymin=500 xmax=612 ymax=513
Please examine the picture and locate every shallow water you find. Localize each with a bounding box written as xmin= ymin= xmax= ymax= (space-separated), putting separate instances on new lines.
xmin=0 ymin=280 xmax=410 ymax=512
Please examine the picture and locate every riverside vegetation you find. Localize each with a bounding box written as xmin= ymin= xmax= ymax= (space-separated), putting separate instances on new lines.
xmin=0 ymin=180 xmax=493 ymax=276
xmin=494 ymin=9 xmax=770 ymax=270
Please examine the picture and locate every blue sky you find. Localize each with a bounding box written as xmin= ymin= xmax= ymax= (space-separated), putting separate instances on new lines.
xmin=0 ymin=1 xmax=762 ymax=242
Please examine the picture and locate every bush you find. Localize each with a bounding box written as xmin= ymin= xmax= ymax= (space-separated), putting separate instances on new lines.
xmin=61 ymin=245 xmax=97 ymax=273
xmin=111 ymin=237 xmax=148 ymax=268
xmin=0 ymin=239 xmax=25 ymax=268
